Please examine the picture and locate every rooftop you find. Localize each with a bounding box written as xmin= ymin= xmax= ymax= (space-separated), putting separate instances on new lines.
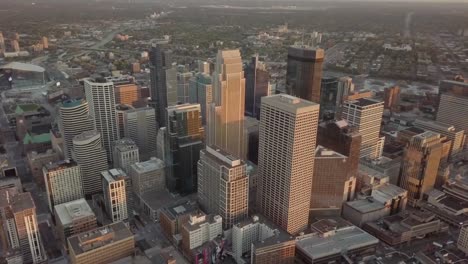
xmin=346 ymin=98 xmax=383 ymax=107
xmin=55 ymin=199 xmax=95 ymax=226
xmin=0 ymin=62 xmax=45 ymax=73
xmin=15 ymin=103 xmax=42 ymax=114
xmin=44 ymin=159 xmax=78 ymax=173
xmin=113 ymin=138 xmax=138 ymax=152
xmin=130 ymin=157 xmax=164 ymax=174
xmin=344 ymin=199 xmax=385 ymax=213
xmin=160 ymin=197 xmax=199 ymax=220
xmin=102 ymin=168 xmax=128 ymax=183
xmin=310 ymin=218 xmax=353 ymax=235
xmin=261 ymin=94 xmax=319 ymax=114
xmin=315 ymin=145 xmax=348 ymax=159
xmin=205 ymin=146 xmax=242 ymax=167
xmin=61 ymin=99 xmax=85 ymax=109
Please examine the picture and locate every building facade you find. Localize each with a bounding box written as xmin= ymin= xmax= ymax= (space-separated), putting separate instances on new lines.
xmin=244 ymin=54 xmax=271 ymax=119
xmin=112 ymin=138 xmax=139 ymax=173
xmin=188 ymin=73 xmax=213 ymax=126
xmin=102 ymin=169 xmax=131 ymax=222
xmin=437 ymin=93 xmax=468 ymax=136
xmin=129 ymin=157 xmax=166 ymax=198
xmin=120 ymin=107 xmax=157 ymax=160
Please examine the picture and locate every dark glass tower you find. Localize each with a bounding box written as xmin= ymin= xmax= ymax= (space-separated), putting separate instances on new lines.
xmin=245 ymin=55 xmax=270 ymax=119
xmin=149 ymin=44 xmax=172 ymax=128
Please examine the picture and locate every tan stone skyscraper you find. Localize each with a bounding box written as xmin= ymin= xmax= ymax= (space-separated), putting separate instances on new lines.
xmin=207 ymin=49 xmax=246 ymax=159
xmin=257 ymin=94 xmax=319 ymax=235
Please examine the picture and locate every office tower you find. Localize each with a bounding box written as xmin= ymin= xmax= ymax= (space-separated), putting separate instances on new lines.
xmin=207 ymin=49 xmax=246 ymax=159
xmin=311 ymin=146 xmax=355 ymax=216
xmin=149 ymin=44 xmax=175 ymax=128
xmin=67 ymin=222 xmax=134 ymax=264
xmin=101 ymin=169 xmax=131 ymax=222
xmin=317 ymin=120 xmax=362 ymax=180
xmin=245 ymin=55 xmax=271 ymax=119
xmin=129 ymin=157 xmax=166 ymax=198
xmin=198 ymin=146 xmax=248 ymax=229
xmin=84 ymin=78 xmax=118 ymax=160
xmin=189 ymin=73 xmax=213 ymax=125
xmin=459 ymin=226 xmax=468 ymax=254
xmin=41 ymin=36 xmax=48 ymax=49
xmin=115 ymin=104 xmax=133 ymax=139
xmin=285 ymin=45 xmax=324 ymax=104
xmin=257 ymin=94 xmax=319 ymax=235
xmin=166 ymin=104 xmax=204 ymax=193
xmin=43 ymin=160 xmax=84 ymax=212
xmin=438 ymin=79 xmax=468 ymax=109
xmin=58 ymin=99 xmax=95 ymax=160
xmin=10 ymin=40 xmax=19 ymax=52
xmin=319 ymin=76 xmax=338 ymax=119
xmin=112 ymin=138 xmax=139 ymax=173
xmin=398 ymin=131 xmax=443 ymax=206
xmin=198 ymin=60 xmax=210 ymax=74
xmin=119 ymin=107 xmax=157 ymax=160
xmin=437 ymin=94 xmax=468 ymax=134
xmin=414 ymin=119 xmax=465 ymax=157
xmin=177 ymin=71 xmax=193 ymax=104
xmin=336 ymin=77 xmax=354 ymax=111
xmin=72 ymin=131 xmax=108 ymax=197
xmin=54 ymin=199 xmax=97 ymax=246
xmin=341 ymin=98 xmax=384 ymax=159
xmin=0 ymin=189 xmax=46 ymax=264
xmin=114 ymin=82 xmax=140 ymax=107
xmin=383 ymin=86 xmax=400 ymax=111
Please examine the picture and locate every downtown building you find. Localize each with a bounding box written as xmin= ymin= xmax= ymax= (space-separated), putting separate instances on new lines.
xmin=112 ymin=138 xmax=139 ymax=173
xmin=198 ymin=146 xmax=249 ymax=229
xmin=437 ymin=93 xmax=468 ymax=137
xmin=84 ymin=78 xmax=118 ymax=161
xmin=101 ymin=168 xmax=132 ymax=222
xmin=177 ymin=70 xmax=193 ymax=104
xmin=189 ymin=72 xmax=213 ymax=126
xmin=257 ymin=94 xmax=319 ymax=235
xmin=244 ymin=54 xmax=271 ymax=120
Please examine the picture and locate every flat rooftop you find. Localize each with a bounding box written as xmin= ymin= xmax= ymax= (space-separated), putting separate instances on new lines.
xmin=102 ymin=168 xmax=128 ymax=182
xmin=311 ymin=218 xmax=353 ymax=235
xmin=44 ymin=160 xmax=78 ymax=173
xmin=159 ymin=196 xmax=199 ymax=220
xmin=55 ymin=199 xmax=95 ymax=226
xmin=346 ymin=98 xmax=383 ymax=107
xmin=315 ymin=145 xmax=347 ymax=159
xmin=296 ymin=226 xmax=379 ymax=260
xmin=130 ymin=158 xmax=164 ymax=174
xmin=261 ymin=94 xmax=319 ymax=114
xmin=345 ymin=199 xmax=385 ymax=213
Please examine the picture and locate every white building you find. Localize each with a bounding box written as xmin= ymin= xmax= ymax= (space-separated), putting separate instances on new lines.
xmin=102 ymin=168 xmax=131 ymax=222
xmin=181 ymin=213 xmax=222 ymax=250
xmin=43 ymin=160 xmax=84 ymax=212
xmin=112 ymin=138 xmax=139 ymax=173
xmin=458 ymin=226 xmax=468 ymax=254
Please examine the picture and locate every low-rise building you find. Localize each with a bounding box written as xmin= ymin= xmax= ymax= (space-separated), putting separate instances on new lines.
xmin=159 ymin=200 xmax=199 ymax=242
xmin=26 ymin=149 xmax=59 ymax=186
xmin=102 ymin=168 xmax=132 ymax=222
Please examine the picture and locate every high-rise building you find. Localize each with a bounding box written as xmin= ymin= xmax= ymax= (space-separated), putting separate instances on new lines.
xmin=149 ymin=45 xmax=176 ymax=128
xmin=177 ymin=71 xmax=193 ymax=104
xmin=437 ymin=93 xmax=468 ymax=135
xmin=257 ymin=94 xmax=319 ymax=235
xmin=189 ymin=73 xmax=213 ymax=125
xmin=341 ymin=98 xmax=384 ymax=159
xmin=335 ymin=77 xmax=355 ymax=116
xmin=43 ymin=160 xmax=84 ymax=212
xmin=10 ymin=40 xmax=20 ymax=52
xmin=166 ymin=104 xmax=204 ymax=193
xmin=41 ymin=36 xmax=48 ymax=49
xmin=119 ymin=107 xmax=157 ymax=160
xmin=414 ymin=119 xmax=465 ymax=157
xmin=54 ymin=199 xmax=97 ymax=246
xmin=115 ymin=104 xmax=133 ymax=138
xmin=114 ymin=82 xmax=140 ymax=107
xmin=101 ymin=168 xmax=131 ymax=222
xmin=245 ymin=55 xmax=271 ymax=119
xmin=112 ymin=138 xmax=139 ymax=173
xmin=285 ymin=45 xmax=324 ymax=104
xmin=383 ymin=86 xmax=400 ymax=111
xmin=0 ymin=32 xmax=5 ymax=52
xmin=459 ymin=226 xmax=468 ymax=254
xmin=198 ymin=146 xmax=248 ymax=229
xmin=437 ymin=79 xmax=468 ymax=109
xmin=129 ymin=157 xmax=166 ymax=198
xmin=58 ymin=99 xmax=95 ymax=160
xmin=0 ymin=189 xmax=46 ymax=264
xmin=207 ymin=49 xmax=246 ymax=159
xmin=72 ymin=131 xmax=108 ymax=197
xmin=398 ymin=130 xmax=444 ymax=206
xmin=84 ymin=78 xmax=118 ymax=160
xmin=311 ymin=146 xmax=355 ymax=216
xmin=67 ymin=222 xmax=134 ymax=264
xmin=198 ymin=60 xmax=210 ymax=74
xmin=319 ymin=76 xmax=338 ymax=119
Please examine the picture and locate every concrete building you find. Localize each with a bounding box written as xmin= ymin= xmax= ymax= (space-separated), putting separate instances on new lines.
xmin=188 ymin=73 xmax=212 ymax=125
xmin=311 ymin=146 xmax=355 ymax=217
xmin=341 ymin=98 xmax=384 ymax=159
xmin=458 ymin=226 xmax=468 ymax=254
xmin=0 ymin=170 xmax=22 ymax=192
xmin=335 ymin=76 xmax=355 ymax=117
xmin=102 ymin=168 xmax=131 ymax=222
xmin=207 ymin=49 xmax=246 ymax=159
xmin=166 ymin=104 xmax=204 ymax=193
xmin=438 ymin=79 xmax=468 ymax=109
xmin=84 ymin=78 xmax=119 ymax=160
xmin=180 ymin=212 xmax=222 ymax=260
xmin=437 ymin=93 xmax=468 ymax=135
xmin=68 ymin=222 xmax=134 ymax=264
xmin=359 ymin=157 xmax=402 ymax=186
xmin=73 ymin=131 xmax=108 ymax=197
xmin=232 ymin=215 xmax=294 ymax=264
xmin=26 ymin=149 xmax=60 ymax=186
xmin=286 ymin=45 xmax=324 ymax=104
xmin=54 ymin=199 xmax=97 ymax=246
xmin=112 ymin=138 xmax=139 ymax=173
xmin=0 ymin=189 xmax=46 ymax=264
xmin=177 ymin=71 xmax=193 ymax=104
xmin=43 ymin=160 xmax=84 ymax=212
xmin=414 ymin=118 xmax=465 ymax=157
xmin=159 ymin=200 xmax=199 ymax=242
xmin=383 ymin=86 xmax=400 ymax=111
xmin=58 ymin=99 xmax=95 ymax=160
xmin=198 ymin=146 xmax=248 ymax=229
xmin=114 ymin=82 xmax=140 ymax=107
xmin=119 ymin=107 xmax=157 ymax=160
xmin=244 ymin=54 xmax=271 ymax=119
xmin=398 ymin=131 xmax=444 ymax=206
xmin=295 ymin=221 xmax=379 ymax=264
xmin=258 ymin=94 xmax=319 ymax=235
xmin=129 ymin=157 xmax=166 ymax=198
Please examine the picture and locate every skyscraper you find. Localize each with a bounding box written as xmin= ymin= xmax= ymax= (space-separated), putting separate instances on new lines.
xmin=43 ymin=160 xmax=84 ymax=212
xmin=177 ymin=71 xmax=193 ymax=104
xmin=286 ymin=45 xmax=324 ymax=104
xmin=58 ymin=99 xmax=95 ymax=160
xmin=414 ymin=119 xmax=465 ymax=157
xmin=129 ymin=157 xmax=166 ymax=199
xmin=189 ymin=72 xmax=213 ymax=125
xmin=257 ymin=94 xmax=319 ymax=235
xmin=84 ymin=78 xmax=118 ymax=161
xmin=73 ymin=131 xmax=108 ymax=197
xmin=101 ymin=169 xmax=131 ymax=222
xmin=207 ymin=49 xmax=246 ymax=159
xmin=119 ymin=107 xmax=157 ymax=160
xmin=166 ymin=104 xmax=204 ymax=194
xmin=335 ymin=77 xmax=355 ymax=117
xmin=114 ymin=82 xmax=140 ymax=107
xmin=198 ymin=146 xmax=248 ymax=229
xmin=149 ymin=44 xmax=176 ymax=128
xmin=244 ymin=54 xmax=271 ymax=119
xmin=398 ymin=131 xmax=444 ymax=206
xmin=112 ymin=138 xmax=139 ymax=173
xmin=319 ymin=76 xmax=338 ymax=119
xmin=383 ymin=86 xmax=401 ymax=111
xmin=0 ymin=189 xmax=46 ymax=264
xmin=437 ymin=93 xmax=468 ymax=135
xmin=341 ymin=98 xmax=384 ymax=159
